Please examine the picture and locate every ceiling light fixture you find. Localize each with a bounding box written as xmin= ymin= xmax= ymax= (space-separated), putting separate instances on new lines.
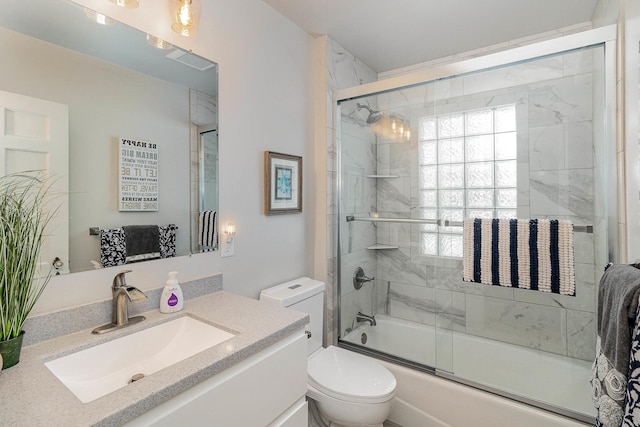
xmin=109 ymin=0 xmax=139 ymax=8
xmin=171 ymin=0 xmax=200 ymax=37
xmin=146 ymin=34 xmax=173 ymax=50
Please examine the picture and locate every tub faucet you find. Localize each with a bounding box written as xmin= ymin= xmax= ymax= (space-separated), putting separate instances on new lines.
xmin=353 ymin=267 xmax=375 ymax=290
xmin=356 ymin=311 xmax=376 ymax=327
xmin=92 ymin=270 xmax=147 ymax=334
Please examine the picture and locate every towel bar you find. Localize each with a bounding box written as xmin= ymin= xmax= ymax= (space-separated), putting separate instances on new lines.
xmin=443 ymin=220 xmax=593 ymax=233
xmin=346 ymin=216 xmax=441 ymax=225
xmin=345 ymin=216 xmax=593 ymax=233
xmin=90 ymin=225 xmax=179 ymax=236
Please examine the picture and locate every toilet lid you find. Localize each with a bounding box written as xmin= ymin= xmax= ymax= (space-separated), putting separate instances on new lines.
xmin=308 ymin=346 xmax=396 ymax=404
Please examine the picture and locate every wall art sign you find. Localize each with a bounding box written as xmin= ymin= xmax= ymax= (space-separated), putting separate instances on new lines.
xmin=264 ymin=151 xmax=302 ymax=215
xmin=118 ymin=137 xmax=158 ymax=211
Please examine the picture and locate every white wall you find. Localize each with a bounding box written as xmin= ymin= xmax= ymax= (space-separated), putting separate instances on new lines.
xmin=624 ymin=0 xmax=640 ymax=261
xmin=592 ymin=0 xmax=621 ymax=27
xmin=31 ymin=0 xmax=314 ymax=314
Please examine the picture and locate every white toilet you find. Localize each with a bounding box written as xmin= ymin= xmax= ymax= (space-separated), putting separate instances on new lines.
xmin=260 ymin=277 xmax=396 ymax=427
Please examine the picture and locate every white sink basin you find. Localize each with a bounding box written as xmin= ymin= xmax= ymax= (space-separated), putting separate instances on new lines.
xmin=44 ymin=316 xmax=236 ymax=403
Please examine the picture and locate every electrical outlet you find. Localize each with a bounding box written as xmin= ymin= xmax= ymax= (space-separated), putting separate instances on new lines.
xmin=221 ymin=237 xmax=234 ymax=257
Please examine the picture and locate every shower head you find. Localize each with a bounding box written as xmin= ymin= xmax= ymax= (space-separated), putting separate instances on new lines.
xmin=356 ymin=103 xmax=384 ymax=124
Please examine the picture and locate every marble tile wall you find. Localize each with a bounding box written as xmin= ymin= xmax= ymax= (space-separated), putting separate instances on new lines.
xmin=369 ymin=47 xmax=605 ymax=363
xmin=328 ymin=38 xmax=604 ymax=368
xmin=189 ymin=89 xmax=217 ymax=126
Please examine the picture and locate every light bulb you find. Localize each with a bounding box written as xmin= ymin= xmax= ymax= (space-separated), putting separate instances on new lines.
xmin=391 ymin=119 xmax=397 ymax=131
xmin=406 ymin=130 xmax=411 ymax=141
xmin=171 ymin=0 xmax=200 ymax=36
xmin=178 ymin=1 xmax=193 ymax=27
xmin=224 ymin=223 xmax=236 ymax=235
xmin=223 ymin=223 xmax=236 ymax=242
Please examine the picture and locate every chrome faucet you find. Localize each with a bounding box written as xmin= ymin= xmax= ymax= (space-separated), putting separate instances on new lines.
xmin=356 ymin=311 xmax=376 ymax=327
xmin=92 ymin=270 xmax=147 ymax=334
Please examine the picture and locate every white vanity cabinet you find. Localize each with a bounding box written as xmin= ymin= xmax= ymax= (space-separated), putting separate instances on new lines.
xmin=125 ymin=330 xmax=308 ymax=427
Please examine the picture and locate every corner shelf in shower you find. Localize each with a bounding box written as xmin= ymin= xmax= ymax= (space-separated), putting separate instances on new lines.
xmin=365 ymin=175 xmax=399 ymax=178
xmin=366 ymin=244 xmax=399 ymax=250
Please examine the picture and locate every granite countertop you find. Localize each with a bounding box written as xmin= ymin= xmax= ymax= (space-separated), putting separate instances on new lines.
xmin=0 ymin=291 xmax=308 ymax=426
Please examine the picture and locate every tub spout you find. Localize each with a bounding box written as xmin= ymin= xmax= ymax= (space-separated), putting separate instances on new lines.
xmin=356 ymin=311 xmax=377 ymax=326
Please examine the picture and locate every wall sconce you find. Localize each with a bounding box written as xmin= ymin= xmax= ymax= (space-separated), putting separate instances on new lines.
xmin=223 ymin=223 xmax=236 ymax=243
xmin=109 ymin=0 xmax=139 ymax=8
xmin=171 ymin=0 xmax=201 ymax=37
xmin=221 ymin=222 xmax=236 ymax=257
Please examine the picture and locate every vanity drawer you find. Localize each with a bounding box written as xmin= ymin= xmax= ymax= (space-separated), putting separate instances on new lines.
xmin=125 ymin=330 xmax=307 ymax=426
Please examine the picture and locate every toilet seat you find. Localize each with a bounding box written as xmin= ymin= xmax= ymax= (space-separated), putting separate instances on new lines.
xmin=308 ymin=346 xmax=396 ymax=404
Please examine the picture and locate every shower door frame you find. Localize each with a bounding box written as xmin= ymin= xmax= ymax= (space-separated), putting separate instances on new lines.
xmin=334 ymin=24 xmax=617 ymax=424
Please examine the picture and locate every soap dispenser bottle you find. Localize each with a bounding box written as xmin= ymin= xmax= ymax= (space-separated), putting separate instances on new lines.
xmin=160 ymin=271 xmax=184 ymax=313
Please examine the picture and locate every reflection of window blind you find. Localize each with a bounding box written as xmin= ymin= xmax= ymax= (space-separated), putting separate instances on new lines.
xmin=418 ymin=105 xmax=517 ymax=258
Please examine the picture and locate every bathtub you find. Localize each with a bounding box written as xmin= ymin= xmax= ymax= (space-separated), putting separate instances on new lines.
xmin=342 ymin=314 xmax=594 ymax=426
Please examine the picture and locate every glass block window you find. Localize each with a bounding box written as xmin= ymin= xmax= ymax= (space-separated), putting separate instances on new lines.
xmin=418 ymin=106 xmax=517 ymax=257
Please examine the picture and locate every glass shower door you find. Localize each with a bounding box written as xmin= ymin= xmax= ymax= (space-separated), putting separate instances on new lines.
xmin=337 ymin=42 xmax=608 ymax=422
xmin=337 ymin=93 xmax=442 ymax=368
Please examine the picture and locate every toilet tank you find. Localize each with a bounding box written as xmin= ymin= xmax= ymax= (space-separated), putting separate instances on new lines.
xmin=260 ymin=277 xmax=324 ymax=356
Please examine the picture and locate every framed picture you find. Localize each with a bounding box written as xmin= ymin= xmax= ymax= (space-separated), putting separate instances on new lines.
xmin=264 ymin=151 xmax=302 ymax=215
xmin=118 ymin=137 xmax=159 ymax=212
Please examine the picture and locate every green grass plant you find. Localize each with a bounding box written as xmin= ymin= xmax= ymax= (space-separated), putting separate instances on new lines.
xmin=0 ymin=172 xmax=56 ymax=341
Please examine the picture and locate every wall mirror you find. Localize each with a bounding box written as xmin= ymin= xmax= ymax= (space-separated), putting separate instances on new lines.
xmin=0 ymin=0 xmax=219 ymax=274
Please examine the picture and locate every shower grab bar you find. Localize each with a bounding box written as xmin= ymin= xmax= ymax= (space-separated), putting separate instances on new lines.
xmin=345 ymin=216 xmax=593 ymax=233
xmin=346 ymin=216 xmax=441 ymax=225
xmin=443 ymin=220 xmax=593 ymax=234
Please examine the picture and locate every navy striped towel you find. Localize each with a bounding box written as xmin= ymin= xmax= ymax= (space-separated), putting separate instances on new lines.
xmin=199 ymin=211 xmax=218 ymax=250
xmin=462 ymin=218 xmax=575 ymax=296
